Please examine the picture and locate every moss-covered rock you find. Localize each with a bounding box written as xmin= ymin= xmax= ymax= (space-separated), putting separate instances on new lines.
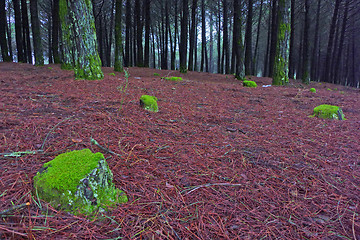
xmin=243 ymin=80 xmax=257 ymax=88
xmin=153 ymin=73 xmax=160 ymax=76
xmin=33 ymin=149 xmax=127 ymax=216
xmin=310 ymin=88 xmax=316 ymax=93
xmin=311 ymin=104 xmax=345 ymax=120
xmin=164 ymin=76 xmax=183 ymax=82
xmin=140 ymin=95 xmax=158 ymax=112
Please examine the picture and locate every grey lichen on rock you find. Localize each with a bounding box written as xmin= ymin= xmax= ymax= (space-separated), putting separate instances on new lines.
xmin=140 ymin=95 xmax=158 ymax=112
xmin=310 ymin=104 xmax=345 ymax=120
xmin=33 ymin=149 xmax=127 ymax=216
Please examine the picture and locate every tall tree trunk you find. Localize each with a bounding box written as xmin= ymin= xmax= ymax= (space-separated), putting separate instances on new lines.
xmin=144 ymin=0 xmax=150 ymax=67
xmin=6 ymin=10 xmax=13 ymax=60
xmin=333 ymin=0 xmax=349 ymax=84
xmin=311 ymin=0 xmax=321 ymax=81
xmin=217 ymin=0 xmax=221 ymax=73
xmin=264 ymin=0 xmax=272 ymax=76
xmin=179 ymin=0 xmax=188 ymax=73
xmin=253 ymin=0 xmax=263 ymax=75
xmin=114 ymin=0 xmax=123 ymax=72
xmin=272 ymin=0 xmax=290 ymax=85
xmin=0 ymin=0 xmax=11 ymax=61
xmin=164 ymin=0 xmax=169 ymax=69
xmin=223 ymin=0 xmax=229 ymax=74
xmin=301 ymin=0 xmax=310 ymax=84
xmin=269 ymin=0 xmax=278 ymax=77
xmin=188 ymin=0 xmax=197 ymax=71
xmin=52 ymin=0 xmax=60 ymax=63
xmin=21 ymin=0 xmax=32 ymax=63
xmin=200 ymin=0 xmax=208 ymax=72
xmin=135 ymin=0 xmax=143 ymax=67
xmin=234 ymin=0 xmax=245 ymax=80
xmin=245 ymin=0 xmax=253 ymax=75
xmin=322 ymin=0 xmax=341 ymax=83
xmin=288 ymin=0 xmax=295 ymax=79
xmin=171 ymin=0 xmax=178 ymax=70
xmin=124 ymin=0 xmax=131 ymax=67
xmin=30 ymin=0 xmax=44 ymax=65
xmin=209 ymin=12 xmax=213 ymax=73
xmin=13 ymin=0 xmax=24 ymax=62
xmin=60 ymin=0 xmax=103 ymax=80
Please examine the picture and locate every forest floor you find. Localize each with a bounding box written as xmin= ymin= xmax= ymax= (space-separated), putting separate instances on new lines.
xmin=0 ymin=62 xmax=359 ymax=239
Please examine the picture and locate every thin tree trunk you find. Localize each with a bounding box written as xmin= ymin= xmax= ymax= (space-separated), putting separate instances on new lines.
xmin=179 ymin=0 xmax=188 ymax=73
xmin=269 ymin=0 xmax=278 ymax=77
xmin=301 ymin=0 xmax=310 ymax=84
xmin=288 ymin=0 xmax=295 ymax=79
xmin=234 ymin=0 xmax=245 ymax=80
xmin=135 ymin=0 xmax=143 ymax=67
xmin=223 ymin=0 xmax=229 ymax=74
xmin=200 ymin=0 xmax=206 ymax=72
xmin=21 ymin=0 xmax=32 ymax=63
xmin=124 ymin=0 xmax=131 ymax=67
xmin=144 ymin=0 xmax=150 ymax=67
xmin=52 ymin=0 xmax=60 ymax=63
xmin=264 ymin=0 xmax=272 ymax=76
xmin=253 ymin=0 xmax=263 ymax=75
xmin=311 ymin=0 xmax=321 ymax=81
xmin=217 ymin=0 xmax=221 ymax=73
xmin=188 ymin=0 xmax=197 ymax=71
xmin=114 ymin=0 xmax=123 ymax=72
xmin=13 ymin=0 xmax=24 ymax=62
xmin=0 ymin=0 xmax=11 ymax=61
xmin=245 ymin=0 xmax=253 ymax=75
xmin=6 ymin=11 xmax=13 ymax=60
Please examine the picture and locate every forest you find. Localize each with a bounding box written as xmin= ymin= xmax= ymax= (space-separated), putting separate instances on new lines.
xmin=0 ymin=0 xmax=359 ymax=86
xmin=1 ymin=0 xmax=360 ymax=239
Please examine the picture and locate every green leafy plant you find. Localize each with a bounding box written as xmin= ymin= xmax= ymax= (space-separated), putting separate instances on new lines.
xmin=117 ymin=69 xmax=129 ymax=111
xmin=109 ymin=73 xmax=116 ymax=77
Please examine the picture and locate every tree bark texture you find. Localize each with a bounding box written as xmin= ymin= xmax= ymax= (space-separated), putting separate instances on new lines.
xmin=0 ymin=0 xmax=11 ymax=61
xmin=114 ymin=0 xmax=123 ymax=72
xmin=234 ymin=0 xmax=245 ymax=80
xmin=245 ymin=0 xmax=253 ymax=75
xmin=30 ymin=0 xmax=44 ymax=65
xmin=272 ymin=0 xmax=290 ymax=85
xmin=179 ymin=0 xmax=188 ymax=73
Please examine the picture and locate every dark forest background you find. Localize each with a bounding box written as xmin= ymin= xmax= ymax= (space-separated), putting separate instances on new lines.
xmin=0 ymin=0 xmax=359 ymax=87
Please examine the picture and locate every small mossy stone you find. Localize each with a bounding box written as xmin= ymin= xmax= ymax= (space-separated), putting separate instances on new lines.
xmin=33 ymin=149 xmax=127 ymax=216
xmin=310 ymin=88 xmax=316 ymax=93
xmin=164 ymin=76 xmax=182 ymax=82
xmin=311 ymin=104 xmax=345 ymax=120
xmin=140 ymin=95 xmax=158 ymax=112
xmin=243 ymin=80 xmax=257 ymax=88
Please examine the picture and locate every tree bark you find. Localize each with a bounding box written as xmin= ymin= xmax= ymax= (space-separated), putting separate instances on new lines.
xmin=135 ymin=0 xmax=143 ymax=67
xmin=30 ymin=0 xmax=44 ymax=65
xmin=114 ymin=0 xmax=123 ymax=72
xmin=234 ymin=0 xmax=245 ymax=80
xmin=200 ymin=0 xmax=208 ymax=72
xmin=188 ymin=0 xmax=197 ymax=71
xmin=245 ymin=0 xmax=253 ymax=75
xmin=124 ymin=0 xmax=131 ymax=67
xmin=301 ymin=0 xmax=310 ymax=84
xmin=288 ymin=0 xmax=295 ymax=79
xmin=179 ymin=0 xmax=188 ymax=73
xmin=253 ymin=0 xmax=263 ymax=74
xmin=60 ymin=0 xmax=103 ymax=79
xmin=13 ymin=0 xmax=24 ymax=62
xmin=144 ymin=0 xmax=150 ymax=67
xmin=269 ymin=0 xmax=278 ymax=77
xmin=52 ymin=0 xmax=60 ymax=63
xmin=310 ymin=0 xmax=321 ymax=81
xmin=272 ymin=0 xmax=290 ymax=85
xmin=0 ymin=0 xmax=11 ymax=61
xmin=21 ymin=0 xmax=32 ymax=63
xmin=223 ymin=0 xmax=229 ymax=74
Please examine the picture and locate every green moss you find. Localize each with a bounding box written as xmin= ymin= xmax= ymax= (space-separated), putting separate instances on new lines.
xmin=153 ymin=73 xmax=160 ymax=76
xmin=310 ymin=104 xmax=345 ymax=120
xmin=327 ymin=88 xmax=332 ymax=91
xmin=140 ymin=95 xmax=158 ymax=112
xmin=164 ymin=76 xmax=183 ymax=82
xmin=48 ymin=67 xmax=53 ymax=70
xmin=33 ymin=149 xmax=127 ymax=216
xmin=109 ymin=73 xmax=116 ymax=77
xmin=59 ymin=0 xmax=68 ymax=23
xmin=310 ymin=88 xmax=316 ymax=93
xmin=243 ymin=80 xmax=257 ymax=88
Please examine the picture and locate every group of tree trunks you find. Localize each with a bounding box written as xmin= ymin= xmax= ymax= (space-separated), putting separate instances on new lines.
xmin=0 ymin=0 xmax=358 ymax=87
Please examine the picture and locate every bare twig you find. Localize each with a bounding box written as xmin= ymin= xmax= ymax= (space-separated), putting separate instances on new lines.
xmin=0 ymin=202 xmax=30 ymax=216
xmin=41 ymin=116 xmax=74 ymax=150
xmin=90 ymin=138 xmax=122 ymax=156
xmin=182 ymin=182 xmax=242 ymax=195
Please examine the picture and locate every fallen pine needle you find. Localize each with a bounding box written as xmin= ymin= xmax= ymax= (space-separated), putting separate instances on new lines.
xmin=0 ymin=202 xmax=30 ymax=216
xmin=183 ymin=183 xmax=242 ymax=195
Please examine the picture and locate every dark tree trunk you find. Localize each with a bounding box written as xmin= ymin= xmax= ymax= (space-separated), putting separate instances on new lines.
xmin=253 ymin=0 xmax=263 ymax=74
xmin=30 ymin=0 xmax=44 ymax=65
xmin=171 ymin=0 xmax=178 ymax=70
xmin=301 ymin=0 xmax=310 ymax=84
xmin=48 ymin=11 xmax=52 ymax=64
xmin=188 ymin=0 xmax=197 ymax=71
xmin=144 ymin=0 xmax=150 ymax=67
xmin=6 ymin=12 xmax=13 ymax=60
xmin=0 ymin=0 xmax=11 ymax=61
xmin=200 ymin=0 xmax=208 ymax=72
xmin=322 ymin=0 xmax=341 ymax=83
xmin=288 ymin=0 xmax=295 ymax=79
xmin=164 ymin=0 xmax=169 ymax=69
xmin=114 ymin=0 xmax=123 ymax=72
xmin=310 ymin=0 xmax=321 ymax=81
xmin=209 ymin=12 xmax=213 ymax=73
xmin=264 ymin=0 xmax=272 ymax=76
xmin=124 ymin=0 xmax=131 ymax=67
xmin=52 ymin=0 xmax=60 ymax=63
xmin=13 ymin=0 xmax=24 ymax=62
xmin=223 ymin=0 xmax=229 ymax=74
xmin=234 ymin=0 xmax=245 ymax=80
xmin=269 ymin=0 xmax=278 ymax=77
xmin=21 ymin=0 xmax=32 ymax=63
xmin=135 ymin=0 xmax=143 ymax=67
xmin=179 ymin=0 xmax=188 ymax=73
xmin=272 ymin=0 xmax=290 ymax=85
xmin=245 ymin=0 xmax=253 ymax=75
xmin=217 ymin=0 xmax=221 ymax=73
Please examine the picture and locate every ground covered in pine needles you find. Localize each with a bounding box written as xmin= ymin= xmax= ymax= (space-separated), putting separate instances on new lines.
xmin=1 ymin=62 xmax=359 ymax=239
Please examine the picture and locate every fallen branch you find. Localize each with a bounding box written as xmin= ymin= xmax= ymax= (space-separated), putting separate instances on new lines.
xmin=182 ymin=182 xmax=242 ymax=195
xmin=0 ymin=202 xmax=30 ymax=216
xmin=90 ymin=138 xmax=122 ymax=157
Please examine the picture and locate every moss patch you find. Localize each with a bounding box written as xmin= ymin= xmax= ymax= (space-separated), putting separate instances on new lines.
xmin=109 ymin=73 xmax=116 ymax=77
xmin=243 ymin=80 xmax=257 ymax=88
xmin=310 ymin=88 xmax=316 ymax=93
xmin=310 ymin=104 xmax=345 ymax=120
xmin=164 ymin=76 xmax=183 ymax=82
xmin=33 ymin=149 xmax=127 ymax=216
xmin=140 ymin=95 xmax=158 ymax=112
xmin=153 ymin=73 xmax=160 ymax=76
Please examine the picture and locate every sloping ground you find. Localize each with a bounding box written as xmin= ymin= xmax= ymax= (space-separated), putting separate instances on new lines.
xmin=0 ymin=62 xmax=359 ymax=239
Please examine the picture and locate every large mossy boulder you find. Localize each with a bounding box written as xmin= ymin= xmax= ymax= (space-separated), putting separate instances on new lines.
xmin=140 ymin=95 xmax=158 ymax=112
xmin=311 ymin=104 xmax=345 ymax=120
xmin=33 ymin=149 xmax=127 ymax=216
